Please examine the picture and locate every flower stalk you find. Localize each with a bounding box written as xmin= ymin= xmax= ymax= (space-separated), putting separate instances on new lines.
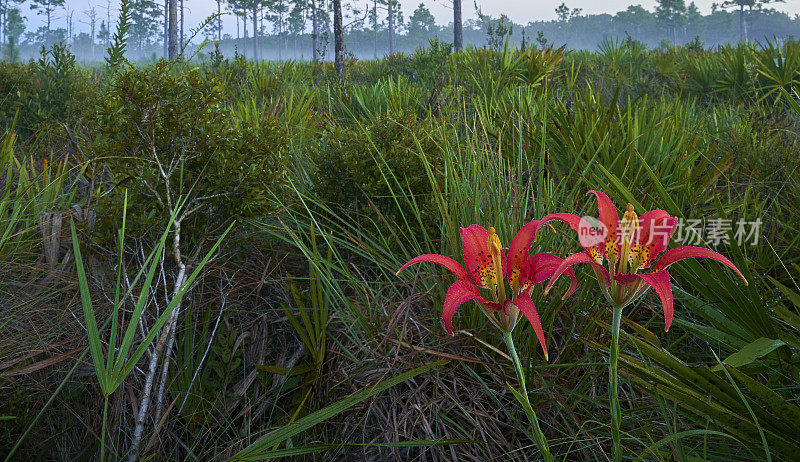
xmin=609 ymin=305 xmax=623 ymax=462
xmin=503 ymin=329 xmax=554 ymax=462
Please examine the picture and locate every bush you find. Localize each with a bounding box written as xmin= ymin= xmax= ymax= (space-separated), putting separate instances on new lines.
xmin=0 ymin=43 xmax=95 ymax=142
xmin=92 ymin=61 xmax=290 ymax=244
xmin=310 ymin=114 xmax=446 ymax=239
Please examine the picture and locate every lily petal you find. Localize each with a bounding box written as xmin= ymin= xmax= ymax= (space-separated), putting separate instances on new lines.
xmin=633 ymin=211 xmax=678 ymax=269
xmin=442 ymin=280 xmax=489 ymax=335
xmin=507 ymin=220 xmax=541 ymax=290
xmin=589 ymin=190 xmax=620 ymax=237
xmin=460 ymin=225 xmax=498 ymax=289
xmin=531 ymin=213 xmax=583 ymax=240
xmin=545 ymin=251 xmax=611 ymax=297
xmin=507 ymin=293 xmax=549 ymax=360
xmin=615 ymin=271 xmax=675 ymax=331
xmin=655 ymin=246 xmax=748 ymax=285
xmin=397 ymin=254 xmax=469 ymax=281
xmin=520 ymin=253 xmax=578 ymax=298
xmin=588 ymin=190 xmax=621 ymax=263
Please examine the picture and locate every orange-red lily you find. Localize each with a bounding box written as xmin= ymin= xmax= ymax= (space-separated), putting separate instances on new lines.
xmin=397 ymin=223 xmax=577 ymax=359
xmin=532 ymin=190 xmax=748 ymax=330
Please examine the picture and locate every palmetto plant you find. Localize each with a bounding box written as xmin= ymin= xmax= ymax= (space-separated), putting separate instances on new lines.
xmin=715 ymin=43 xmax=754 ymax=97
xmin=682 ymin=51 xmax=722 ymax=96
xmin=754 ymin=38 xmax=800 ymax=104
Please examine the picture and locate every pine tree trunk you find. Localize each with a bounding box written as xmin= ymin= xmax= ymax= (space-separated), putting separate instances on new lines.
xmin=168 ymin=0 xmax=178 ymax=59
xmin=163 ymin=0 xmax=168 ymax=57
xmin=253 ymin=4 xmax=258 ymax=61
xmin=218 ymin=0 xmax=222 ymax=42
xmin=180 ymin=0 xmax=185 ymax=53
xmin=311 ymin=0 xmax=318 ymax=62
xmin=739 ymin=4 xmax=744 ymax=43
xmin=454 ymin=0 xmax=462 ymax=51
xmin=91 ymin=19 xmax=96 ymax=60
xmin=333 ymin=0 xmax=344 ymax=75
xmin=0 ymin=3 xmax=5 ymax=48
xmin=388 ymin=0 xmax=394 ymax=54
xmin=373 ymin=0 xmax=377 ymax=59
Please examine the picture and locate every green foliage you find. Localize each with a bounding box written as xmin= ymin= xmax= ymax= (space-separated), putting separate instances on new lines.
xmin=105 ymin=0 xmax=132 ymax=70
xmin=409 ymin=38 xmax=453 ymax=84
xmin=72 ymin=196 xmax=231 ymax=395
xmin=93 ymin=62 xmax=290 ymax=241
xmin=459 ymin=42 xmax=566 ymax=101
xmin=309 ymin=114 xmax=445 ymax=239
xmin=2 ymin=35 xmax=20 ymax=63
xmin=0 ymin=127 xmax=80 ymax=269
xmin=173 ymin=310 xmax=244 ymax=426
xmin=0 ymin=43 xmax=93 ymax=139
xmin=599 ymin=316 xmax=800 ymax=460
xmin=754 ymin=37 xmax=800 ymax=104
xmin=71 ymin=194 xmax=231 ymax=460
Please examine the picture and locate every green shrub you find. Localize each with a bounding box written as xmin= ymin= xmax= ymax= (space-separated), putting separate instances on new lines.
xmin=92 ymin=61 xmax=289 ymax=243
xmin=310 ymin=114 xmax=446 ymax=239
xmin=0 ymin=43 xmax=95 ymax=142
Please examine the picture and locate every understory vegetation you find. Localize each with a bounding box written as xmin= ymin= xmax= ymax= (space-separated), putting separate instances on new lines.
xmin=1 ymin=37 xmax=800 ymax=460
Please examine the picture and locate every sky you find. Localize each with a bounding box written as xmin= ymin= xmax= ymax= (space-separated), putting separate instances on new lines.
xmin=21 ymin=0 xmax=800 ymax=38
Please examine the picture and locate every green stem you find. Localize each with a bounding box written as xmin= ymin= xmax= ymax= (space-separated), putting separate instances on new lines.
xmin=101 ymin=395 xmax=109 ymax=462
xmin=503 ymin=330 xmax=554 ymax=462
xmin=610 ymin=305 xmax=623 ymax=462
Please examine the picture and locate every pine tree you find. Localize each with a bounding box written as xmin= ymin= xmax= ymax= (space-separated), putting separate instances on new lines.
xmin=310 ymin=0 xmax=318 ymax=61
xmin=287 ymin=0 xmax=306 ymax=57
xmin=333 ymin=0 xmax=342 ymax=75
xmin=721 ymin=0 xmax=783 ymax=42
xmin=386 ymin=0 xmax=399 ymax=55
xmin=97 ymin=19 xmax=110 ymax=48
xmin=2 ymin=6 xmax=23 ymax=56
xmin=453 ymin=0 xmax=461 ymax=51
xmin=29 ymin=0 xmax=66 ymax=45
xmin=408 ymin=2 xmax=434 ymax=37
xmin=228 ymin=0 xmax=248 ymax=56
xmin=130 ymin=0 xmax=162 ymax=57
xmin=655 ymin=0 xmax=687 ymax=42
xmin=168 ymin=0 xmax=178 ymax=58
xmin=0 ymin=0 xmax=24 ymax=47
xmin=203 ymin=0 xmax=226 ymax=42
xmin=81 ymin=5 xmax=99 ymax=61
xmin=216 ymin=0 xmax=224 ymax=41
xmin=265 ymin=0 xmax=290 ymax=59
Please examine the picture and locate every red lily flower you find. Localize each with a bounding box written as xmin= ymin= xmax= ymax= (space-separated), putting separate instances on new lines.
xmin=397 ymin=223 xmax=577 ymax=360
xmin=532 ymin=190 xmax=748 ymax=331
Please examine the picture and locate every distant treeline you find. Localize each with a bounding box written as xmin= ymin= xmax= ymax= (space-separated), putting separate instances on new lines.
xmin=3 ymin=1 xmax=799 ymax=62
